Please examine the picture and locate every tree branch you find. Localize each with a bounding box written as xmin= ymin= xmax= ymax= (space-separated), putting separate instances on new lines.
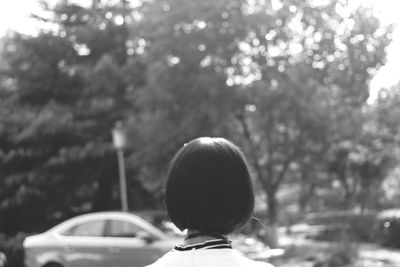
xmin=235 ymin=111 xmax=270 ymax=191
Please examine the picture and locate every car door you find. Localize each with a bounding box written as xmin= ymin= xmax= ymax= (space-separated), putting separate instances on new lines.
xmin=103 ymin=219 xmax=166 ymax=267
xmin=59 ymin=219 xmax=109 ymax=267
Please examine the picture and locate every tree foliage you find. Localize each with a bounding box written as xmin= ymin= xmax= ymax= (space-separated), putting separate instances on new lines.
xmin=0 ymin=0 xmax=397 ymax=234
xmin=0 ymin=1 xmax=151 ymax=233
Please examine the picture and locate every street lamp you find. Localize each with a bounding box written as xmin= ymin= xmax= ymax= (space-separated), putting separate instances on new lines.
xmin=112 ymin=121 xmax=128 ymax=212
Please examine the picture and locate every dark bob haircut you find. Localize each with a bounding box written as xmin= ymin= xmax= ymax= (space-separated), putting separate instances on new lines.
xmin=165 ymin=137 xmax=254 ymax=235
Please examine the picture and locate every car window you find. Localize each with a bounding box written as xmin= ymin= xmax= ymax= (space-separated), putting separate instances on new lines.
xmin=62 ymin=220 xmax=106 ymax=237
xmin=105 ymin=219 xmax=147 ymax=238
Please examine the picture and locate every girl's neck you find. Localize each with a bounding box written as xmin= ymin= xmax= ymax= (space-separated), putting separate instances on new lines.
xmin=183 ymin=230 xmax=228 ymax=245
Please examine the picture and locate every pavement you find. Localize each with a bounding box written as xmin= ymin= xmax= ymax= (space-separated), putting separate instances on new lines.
xmin=359 ymin=243 xmax=400 ymax=265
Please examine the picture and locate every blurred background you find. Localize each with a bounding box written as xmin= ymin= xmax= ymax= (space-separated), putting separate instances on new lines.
xmin=1 ymin=0 xmax=400 ymax=266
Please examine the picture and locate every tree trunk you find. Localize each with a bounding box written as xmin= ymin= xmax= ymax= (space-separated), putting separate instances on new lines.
xmin=267 ymin=189 xmax=278 ymax=224
xmin=299 ymin=183 xmax=315 ymax=214
xmin=265 ymin=190 xmax=279 ymax=247
xmin=298 ymin=170 xmax=313 ymax=213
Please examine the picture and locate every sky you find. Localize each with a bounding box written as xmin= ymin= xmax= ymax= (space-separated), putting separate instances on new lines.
xmin=0 ymin=0 xmax=399 ymax=102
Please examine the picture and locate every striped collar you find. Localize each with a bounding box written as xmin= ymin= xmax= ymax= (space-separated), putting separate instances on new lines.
xmin=174 ymin=238 xmax=232 ymax=251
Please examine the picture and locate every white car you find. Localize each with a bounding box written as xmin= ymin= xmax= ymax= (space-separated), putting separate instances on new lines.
xmin=23 ymin=211 xmax=180 ymax=267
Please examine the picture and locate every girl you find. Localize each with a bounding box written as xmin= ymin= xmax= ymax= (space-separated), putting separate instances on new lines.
xmin=147 ymin=137 xmax=274 ymax=267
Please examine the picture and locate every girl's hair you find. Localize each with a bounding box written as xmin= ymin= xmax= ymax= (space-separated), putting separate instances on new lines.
xmin=165 ymin=137 xmax=254 ymax=235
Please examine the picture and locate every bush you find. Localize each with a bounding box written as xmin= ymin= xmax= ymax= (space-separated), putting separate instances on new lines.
xmin=373 ymin=209 xmax=400 ymax=248
xmin=314 ymin=239 xmax=359 ymax=267
xmin=0 ymin=232 xmax=29 ymax=267
xmin=305 ymin=210 xmax=377 ymax=242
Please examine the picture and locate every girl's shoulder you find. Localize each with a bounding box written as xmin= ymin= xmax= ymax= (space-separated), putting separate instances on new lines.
xmin=146 ymin=249 xmax=276 ymax=267
xmin=240 ymin=257 xmax=275 ymax=267
xmin=248 ymin=261 xmax=275 ymax=267
xmin=145 ymin=250 xmax=180 ymax=267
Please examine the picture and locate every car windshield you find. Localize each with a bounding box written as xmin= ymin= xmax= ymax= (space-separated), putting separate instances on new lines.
xmin=60 ymin=220 xmax=106 ymax=237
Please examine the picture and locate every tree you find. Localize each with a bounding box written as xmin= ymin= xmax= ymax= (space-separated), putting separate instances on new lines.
xmin=127 ymin=0 xmax=251 ymax=199
xmin=367 ymin=83 xmax=400 ymax=208
xmin=226 ymin=0 xmax=392 ymax=226
xmin=0 ymin=1 xmax=150 ymax=233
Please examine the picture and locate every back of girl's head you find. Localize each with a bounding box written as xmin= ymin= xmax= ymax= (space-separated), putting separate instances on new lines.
xmin=165 ymin=137 xmax=254 ymax=235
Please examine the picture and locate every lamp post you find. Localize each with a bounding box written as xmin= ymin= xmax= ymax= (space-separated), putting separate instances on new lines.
xmin=112 ymin=121 xmax=128 ymax=212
